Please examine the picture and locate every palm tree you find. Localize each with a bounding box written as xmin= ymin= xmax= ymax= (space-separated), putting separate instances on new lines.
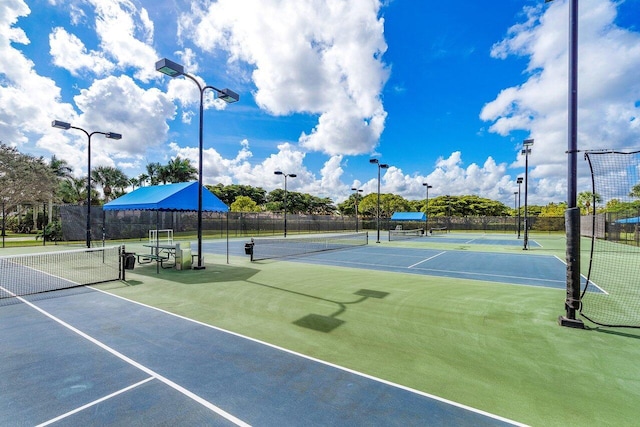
xmin=578 ymin=191 xmax=602 ymax=214
xmin=91 ymin=166 xmax=129 ymax=202
xmin=135 ymin=173 xmax=149 ymax=187
xmin=49 ymin=155 xmax=73 ymax=179
xmin=145 ymin=162 xmax=163 ymax=185
xmin=58 ymin=177 xmax=87 ymax=204
xmin=165 ymin=156 xmax=197 ymax=183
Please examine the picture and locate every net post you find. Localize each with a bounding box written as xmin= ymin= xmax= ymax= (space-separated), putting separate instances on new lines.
xmin=120 ymin=245 xmax=126 ymax=281
xmin=559 ymin=207 xmax=585 ymax=328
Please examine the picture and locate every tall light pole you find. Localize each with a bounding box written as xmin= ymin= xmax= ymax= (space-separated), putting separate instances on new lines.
xmin=275 ymin=171 xmax=296 ymax=237
xmin=369 ymin=159 xmax=389 ymax=243
xmin=422 ymin=183 xmax=432 ymax=234
xmin=156 ymin=58 xmax=239 ymax=270
xmin=522 ymin=139 xmax=534 ymax=250
xmin=544 ymin=0 xmax=583 ymax=328
xmin=351 ymin=187 xmax=363 ymax=232
xmin=517 ymin=176 xmax=523 ymax=239
xmin=513 ymin=191 xmax=518 ymax=234
xmin=52 ymin=120 xmax=121 ymax=248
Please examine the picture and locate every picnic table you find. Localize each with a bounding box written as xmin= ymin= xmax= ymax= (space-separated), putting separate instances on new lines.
xmin=137 ymin=244 xmax=177 ymax=269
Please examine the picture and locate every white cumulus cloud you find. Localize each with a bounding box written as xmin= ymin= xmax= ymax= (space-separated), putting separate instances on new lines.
xmin=177 ymin=0 xmax=389 ymax=156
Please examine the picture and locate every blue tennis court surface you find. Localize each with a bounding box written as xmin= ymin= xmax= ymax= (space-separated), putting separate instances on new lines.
xmin=289 ymin=246 xmax=568 ymax=289
xmin=205 ymin=239 xmax=576 ymax=291
xmin=424 ymin=233 xmax=541 ymax=248
xmin=0 ymin=289 xmax=522 ymax=426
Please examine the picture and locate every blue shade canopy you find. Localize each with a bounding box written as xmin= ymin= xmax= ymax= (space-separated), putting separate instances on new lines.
xmin=390 ymin=212 xmax=426 ymax=221
xmin=103 ymin=181 xmax=228 ymax=212
xmin=616 ymin=216 xmax=640 ymax=224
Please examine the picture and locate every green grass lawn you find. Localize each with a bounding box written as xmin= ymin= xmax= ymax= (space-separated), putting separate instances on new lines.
xmin=96 ymin=233 xmax=640 ymax=426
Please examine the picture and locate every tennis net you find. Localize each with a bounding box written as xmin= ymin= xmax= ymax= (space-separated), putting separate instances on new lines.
xmin=430 ymin=227 xmax=449 ymax=235
xmin=389 ymin=228 xmax=424 ymax=241
xmin=249 ymin=232 xmax=368 ymax=261
xmin=0 ymin=245 xmax=123 ymax=299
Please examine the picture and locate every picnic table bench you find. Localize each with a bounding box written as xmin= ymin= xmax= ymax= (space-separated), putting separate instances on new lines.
xmin=137 ymin=244 xmax=177 ymax=269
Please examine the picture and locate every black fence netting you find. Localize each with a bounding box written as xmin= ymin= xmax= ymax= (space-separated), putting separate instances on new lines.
xmin=54 ymin=206 xmax=566 ymax=244
xmin=583 ymin=150 xmax=640 ymax=328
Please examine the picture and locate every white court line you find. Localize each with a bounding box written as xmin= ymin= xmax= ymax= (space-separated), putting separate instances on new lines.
xmin=408 ymin=251 xmax=446 ymax=268
xmin=553 ymin=255 xmax=608 ymax=294
xmin=14 ymin=294 xmax=251 ymax=427
xmin=95 ymin=288 xmax=527 ymax=427
xmin=36 ymin=377 xmax=154 ymax=427
xmin=302 ymin=258 xmax=566 ymax=288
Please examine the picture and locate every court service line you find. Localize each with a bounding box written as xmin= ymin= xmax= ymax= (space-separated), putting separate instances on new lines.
xmin=16 ymin=295 xmax=251 ymax=427
xmin=553 ymin=255 xmax=608 ymax=294
xmin=299 ymin=258 xmax=565 ymax=287
xmin=408 ymin=251 xmax=446 ymax=268
xmin=97 ymin=289 xmax=527 ymax=427
xmin=36 ymin=377 xmax=155 ymax=427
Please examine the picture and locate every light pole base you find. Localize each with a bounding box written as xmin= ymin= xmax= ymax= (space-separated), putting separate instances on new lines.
xmin=193 ymin=265 xmax=206 ymax=270
xmin=558 ymin=315 xmax=585 ymax=329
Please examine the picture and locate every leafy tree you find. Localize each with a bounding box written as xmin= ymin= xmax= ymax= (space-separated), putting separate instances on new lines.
xmin=210 ymin=184 xmax=268 ymax=207
xmin=358 ymin=193 xmax=410 ymax=218
xmin=0 ymin=143 xmax=58 ymax=207
xmin=604 ymin=198 xmax=632 ymax=213
xmin=265 ymin=189 xmax=336 ymax=214
xmin=230 ymin=195 xmax=260 ymax=212
xmin=539 ymin=202 xmax=567 ymax=217
xmin=337 ymin=192 xmax=367 ymax=215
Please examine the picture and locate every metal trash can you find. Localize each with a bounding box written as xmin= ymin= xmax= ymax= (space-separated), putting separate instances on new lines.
xmin=123 ymin=252 xmax=136 ymax=270
xmin=244 ymin=242 xmax=254 ymax=255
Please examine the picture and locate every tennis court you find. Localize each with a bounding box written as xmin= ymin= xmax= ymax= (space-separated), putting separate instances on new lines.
xmin=2 ymin=233 xmax=640 ymax=426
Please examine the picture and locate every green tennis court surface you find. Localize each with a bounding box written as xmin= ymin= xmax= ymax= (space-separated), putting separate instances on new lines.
xmin=2 ymin=233 xmax=640 ymax=425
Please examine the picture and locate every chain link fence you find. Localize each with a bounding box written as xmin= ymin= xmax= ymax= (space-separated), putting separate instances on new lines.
xmin=54 ymin=206 xmax=566 ymax=244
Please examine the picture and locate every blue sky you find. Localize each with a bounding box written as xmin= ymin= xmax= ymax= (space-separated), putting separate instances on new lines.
xmin=1 ymin=0 xmax=639 ymax=206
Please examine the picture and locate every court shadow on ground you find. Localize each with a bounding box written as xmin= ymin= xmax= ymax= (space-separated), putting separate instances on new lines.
xmin=295 ymin=289 xmax=390 ymax=332
xmin=592 ymin=327 xmax=640 ymax=340
xmin=129 ymin=262 xmax=260 ymax=284
xmin=246 ymin=280 xmax=389 ymax=333
xmin=1 ymin=285 xmax=96 ymax=307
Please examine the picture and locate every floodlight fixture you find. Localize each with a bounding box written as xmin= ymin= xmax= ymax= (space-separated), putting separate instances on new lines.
xmin=275 ymin=171 xmax=296 ymax=237
xmin=370 ymin=158 xmax=390 ymax=243
xmin=423 ymin=183 xmax=433 ymax=233
xmin=51 ymin=120 xmax=122 ymax=248
xmin=155 ymin=57 xmax=239 ymax=269
xmin=155 ymin=58 xmax=184 ymax=77
xmin=51 ymin=120 xmax=71 ymax=130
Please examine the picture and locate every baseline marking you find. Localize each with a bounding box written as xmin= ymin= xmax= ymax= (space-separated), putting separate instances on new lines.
xmin=553 ymin=255 xmax=607 ymax=294
xmin=16 ymin=294 xmax=250 ymax=427
xmin=408 ymin=251 xmax=446 ymax=268
xmin=96 ymin=288 xmax=526 ymax=426
xmin=37 ymin=377 xmax=155 ymax=427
